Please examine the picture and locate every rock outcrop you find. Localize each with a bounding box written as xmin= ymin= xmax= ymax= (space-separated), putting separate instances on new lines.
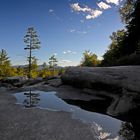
xmin=61 ymin=66 xmax=140 ymax=116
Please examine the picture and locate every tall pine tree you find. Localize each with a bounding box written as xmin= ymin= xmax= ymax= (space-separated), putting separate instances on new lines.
xmin=24 ymin=27 xmax=41 ymax=79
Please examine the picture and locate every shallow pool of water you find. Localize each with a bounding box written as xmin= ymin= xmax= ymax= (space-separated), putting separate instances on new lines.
xmin=14 ymin=90 xmax=135 ymax=140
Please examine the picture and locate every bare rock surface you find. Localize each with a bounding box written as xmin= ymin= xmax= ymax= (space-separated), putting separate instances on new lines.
xmin=61 ymin=66 xmax=140 ymax=93
xmin=0 ymin=66 xmax=140 ymax=139
xmin=46 ymin=78 xmax=63 ymax=87
xmin=0 ymin=89 xmax=96 ymax=140
xmin=61 ymin=66 xmax=140 ymax=116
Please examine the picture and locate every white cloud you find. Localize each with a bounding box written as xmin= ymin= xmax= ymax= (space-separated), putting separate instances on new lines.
xmin=71 ymin=3 xmax=91 ymax=12
xmin=86 ymin=10 xmax=103 ymax=20
xmin=63 ymin=50 xmax=77 ymax=54
xmin=106 ymin=0 xmax=120 ymax=5
xmin=71 ymin=3 xmax=103 ymax=20
xmin=49 ymin=9 xmax=54 ymax=13
xmin=97 ymin=2 xmax=111 ymax=10
xmin=70 ymin=29 xmax=87 ymax=34
xmin=71 ymin=0 xmax=121 ymax=20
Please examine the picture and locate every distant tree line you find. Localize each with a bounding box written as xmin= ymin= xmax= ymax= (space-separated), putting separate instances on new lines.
xmin=0 ymin=48 xmax=63 ymax=79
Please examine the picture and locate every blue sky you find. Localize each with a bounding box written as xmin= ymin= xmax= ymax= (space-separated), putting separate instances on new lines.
xmin=0 ymin=0 xmax=124 ymax=66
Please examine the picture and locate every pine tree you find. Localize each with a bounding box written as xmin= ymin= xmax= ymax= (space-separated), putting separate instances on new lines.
xmin=24 ymin=27 xmax=41 ymax=79
xmin=0 ymin=49 xmax=10 ymax=65
xmin=49 ymin=55 xmax=58 ymax=68
xmin=49 ymin=55 xmax=58 ymax=76
xmin=0 ymin=49 xmax=12 ymax=78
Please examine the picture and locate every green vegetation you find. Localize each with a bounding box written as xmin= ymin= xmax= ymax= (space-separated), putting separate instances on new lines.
xmin=0 ymin=49 xmax=63 ymax=79
xmin=0 ymin=49 xmax=15 ymax=78
xmin=48 ymin=55 xmax=58 ymax=76
xmin=49 ymin=55 xmax=58 ymax=68
xmin=101 ymin=0 xmax=140 ymax=66
xmin=81 ymin=50 xmax=100 ymax=67
xmin=81 ymin=0 xmax=140 ymax=67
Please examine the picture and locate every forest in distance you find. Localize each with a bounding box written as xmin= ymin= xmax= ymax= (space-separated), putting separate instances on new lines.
xmin=0 ymin=0 xmax=140 ymax=79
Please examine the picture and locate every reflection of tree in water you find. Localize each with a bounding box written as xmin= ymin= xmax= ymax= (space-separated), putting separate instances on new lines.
xmin=119 ymin=122 xmax=135 ymax=140
xmin=23 ymin=90 xmax=40 ymax=108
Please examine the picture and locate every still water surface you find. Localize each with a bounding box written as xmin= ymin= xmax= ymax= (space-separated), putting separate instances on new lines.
xmin=14 ymin=90 xmax=135 ymax=140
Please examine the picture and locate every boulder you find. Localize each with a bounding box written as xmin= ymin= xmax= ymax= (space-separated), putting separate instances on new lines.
xmin=61 ymin=66 xmax=140 ymax=116
xmin=61 ymin=66 xmax=140 ymax=93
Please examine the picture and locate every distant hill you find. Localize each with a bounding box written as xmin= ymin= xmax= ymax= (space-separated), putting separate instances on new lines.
xmin=13 ymin=64 xmax=64 ymax=70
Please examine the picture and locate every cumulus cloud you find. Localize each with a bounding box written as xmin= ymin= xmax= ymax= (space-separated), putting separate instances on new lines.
xmin=71 ymin=3 xmax=91 ymax=12
xmin=71 ymin=3 xmax=103 ymax=20
xmin=106 ymin=0 xmax=120 ymax=5
xmin=71 ymin=0 xmax=121 ymax=20
xmin=86 ymin=10 xmax=103 ymax=20
xmin=97 ymin=2 xmax=111 ymax=10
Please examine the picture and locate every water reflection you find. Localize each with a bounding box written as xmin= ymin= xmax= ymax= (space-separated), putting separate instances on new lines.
xmin=119 ymin=122 xmax=135 ymax=140
xmin=64 ymin=98 xmax=112 ymax=114
xmin=14 ymin=90 xmax=135 ymax=140
xmin=23 ymin=90 xmax=40 ymax=108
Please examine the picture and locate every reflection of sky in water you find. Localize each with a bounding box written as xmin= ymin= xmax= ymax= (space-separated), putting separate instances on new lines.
xmin=14 ymin=90 xmax=133 ymax=140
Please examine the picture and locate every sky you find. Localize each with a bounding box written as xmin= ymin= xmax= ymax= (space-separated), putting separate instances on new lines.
xmin=0 ymin=0 xmax=125 ymax=66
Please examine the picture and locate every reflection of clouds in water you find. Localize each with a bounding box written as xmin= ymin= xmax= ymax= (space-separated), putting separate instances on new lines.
xmin=90 ymin=122 xmax=120 ymax=140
